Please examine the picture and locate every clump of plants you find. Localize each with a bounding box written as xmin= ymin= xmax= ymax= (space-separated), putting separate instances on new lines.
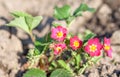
xmin=7 ymin=3 xmax=112 ymax=77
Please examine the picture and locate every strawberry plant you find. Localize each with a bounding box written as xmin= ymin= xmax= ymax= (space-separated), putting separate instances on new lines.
xmin=7 ymin=3 xmax=112 ymax=77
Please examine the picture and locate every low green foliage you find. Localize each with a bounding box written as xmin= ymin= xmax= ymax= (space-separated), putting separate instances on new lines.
xmin=50 ymin=69 xmax=72 ymax=77
xmin=73 ymin=3 xmax=95 ymax=16
xmin=84 ymin=33 xmax=96 ymax=43
xmin=57 ymin=60 xmax=73 ymax=74
xmin=7 ymin=11 xmax=42 ymax=34
xmin=54 ymin=3 xmax=95 ymax=26
xmin=54 ymin=5 xmax=71 ymax=20
xmin=75 ymin=54 xmax=81 ymax=68
xmin=23 ymin=68 xmax=46 ymax=77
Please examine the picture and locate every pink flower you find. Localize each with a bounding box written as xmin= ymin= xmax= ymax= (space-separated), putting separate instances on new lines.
xmin=84 ymin=38 xmax=102 ymax=57
xmin=103 ymin=37 xmax=112 ymax=58
xmin=54 ymin=43 xmax=66 ymax=55
xmin=70 ymin=36 xmax=82 ymax=50
xmin=51 ymin=26 xmax=67 ymax=41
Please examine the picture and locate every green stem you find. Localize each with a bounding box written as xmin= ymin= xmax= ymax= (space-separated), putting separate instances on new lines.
xmin=66 ymin=16 xmax=75 ymax=28
xmin=30 ymin=31 xmax=35 ymax=43
xmin=41 ymin=45 xmax=48 ymax=54
xmin=78 ymin=56 xmax=92 ymax=75
xmin=78 ymin=62 xmax=89 ymax=75
xmin=48 ymin=51 xmax=54 ymax=62
xmin=66 ymin=50 xmax=76 ymax=63
xmin=35 ymin=42 xmax=50 ymax=46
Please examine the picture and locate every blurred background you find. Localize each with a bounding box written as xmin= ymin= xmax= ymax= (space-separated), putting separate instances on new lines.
xmin=0 ymin=0 xmax=120 ymax=77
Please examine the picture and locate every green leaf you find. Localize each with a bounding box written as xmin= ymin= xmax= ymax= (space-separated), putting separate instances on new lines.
xmin=34 ymin=39 xmax=50 ymax=46
xmin=75 ymin=54 xmax=81 ymax=67
xmin=8 ymin=11 xmax=42 ymax=34
xmin=88 ymin=8 xmax=96 ymax=12
xmin=78 ymin=33 xmax=84 ymax=40
xmin=44 ymin=32 xmax=52 ymax=42
xmin=57 ymin=60 xmax=73 ymax=73
xmin=54 ymin=5 xmax=71 ymax=20
xmin=11 ymin=11 xmax=32 ymax=18
xmin=35 ymin=39 xmax=44 ymax=46
xmin=51 ymin=61 xmax=57 ymax=68
xmin=23 ymin=68 xmax=46 ymax=77
xmin=34 ymin=48 xmax=41 ymax=55
xmin=83 ymin=31 xmax=96 ymax=44
xmin=50 ymin=69 xmax=72 ymax=77
xmin=35 ymin=45 xmax=46 ymax=55
xmin=25 ymin=16 xmax=42 ymax=30
xmin=71 ymin=51 xmax=77 ymax=56
xmin=52 ymin=22 xmax=62 ymax=27
xmin=84 ymin=33 xmax=96 ymax=41
xmin=49 ymin=60 xmax=57 ymax=71
xmin=7 ymin=17 xmax=30 ymax=33
xmin=73 ymin=3 xmax=95 ymax=16
xmin=66 ymin=16 xmax=75 ymax=25
xmin=31 ymin=16 xmax=43 ymax=30
xmin=25 ymin=16 xmax=33 ymax=30
xmin=66 ymin=33 xmax=72 ymax=40
xmin=49 ymin=66 xmax=54 ymax=71
xmin=91 ymin=56 xmax=102 ymax=64
xmin=34 ymin=38 xmax=50 ymax=54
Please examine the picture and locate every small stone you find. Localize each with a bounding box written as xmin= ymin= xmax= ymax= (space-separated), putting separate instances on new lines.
xmin=101 ymin=65 xmax=108 ymax=76
xmin=111 ymin=73 xmax=117 ymax=77
xmin=0 ymin=69 xmax=8 ymax=77
xmin=97 ymin=4 xmax=112 ymax=25
xmin=88 ymin=69 xmax=99 ymax=77
xmin=111 ymin=30 xmax=120 ymax=44
xmin=104 ymin=0 xmax=120 ymax=10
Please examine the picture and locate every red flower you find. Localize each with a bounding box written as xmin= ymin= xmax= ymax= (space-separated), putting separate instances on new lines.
xmin=103 ymin=37 xmax=112 ymax=58
xmin=84 ymin=38 xmax=102 ymax=57
xmin=70 ymin=36 xmax=82 ymax=50
xmin=51 ymin=26 xmax=67 ymax=41
xmin=54 ymin=43 xmax=66 ymax=55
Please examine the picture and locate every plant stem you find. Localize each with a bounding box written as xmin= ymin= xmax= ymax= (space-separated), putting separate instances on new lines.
xmin=66 ymin=16 xmax=75 ymax=28
xmin=42 ymin=45 xmax=48 ymax=54
xmin=78 ymin=56 xmax=92 ymax=75
xmin=66 ymin=50 xmax=76 ymax=63
xmin=78 ymin=62 xmax=88 ymax=75
xmin=30 ymin=31 xmax=35 ymax=43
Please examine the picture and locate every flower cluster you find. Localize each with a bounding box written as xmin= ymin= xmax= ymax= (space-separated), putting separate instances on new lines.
xmin=84 ymin=37 xmax=112 ymax=57
xmin=51 ymin=25 xmax=112 ymax=57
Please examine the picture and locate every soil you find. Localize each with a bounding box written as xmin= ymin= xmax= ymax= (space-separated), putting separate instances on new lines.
xmin=0 ymin=0 xmax=120 ymax=77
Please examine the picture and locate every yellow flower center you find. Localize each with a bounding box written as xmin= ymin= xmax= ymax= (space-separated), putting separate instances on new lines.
xmin=56 ymin=47 xmax=62 ymax=52
xmin=89 ymin=44 xmax=97 ymax=52
xmin=73 ymin=41 xmax=79 ymax=47
xmin=57 ymin=31 xmax=63 ymax=38
xmin=104 ymin=44 xmax=110 ymax=51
